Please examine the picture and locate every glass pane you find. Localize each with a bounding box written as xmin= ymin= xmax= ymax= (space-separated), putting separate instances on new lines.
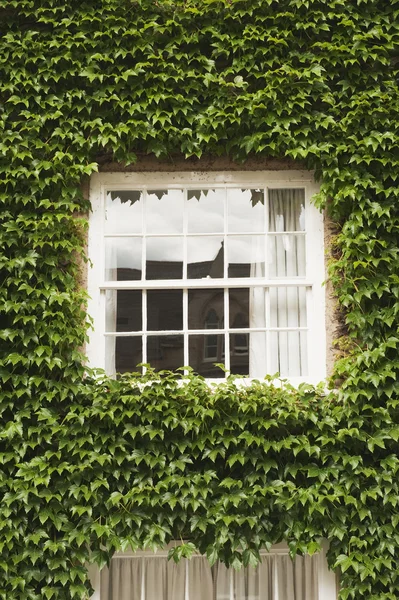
xmin=105 ymin=290 xmax=142 ymax=332
xmin=269 ymin=331 xmax=308 ymax=377
xmin=227 ymin=188 xmax=264 ymax=233
xmin=106 ymin=336 xmax=142 ymax=374
xmin=189 ymin=334 xmax=225 ymax=378
xmin=229 ymin=289 xmax=249 ymax=328
xmin=146 ymin=237 xmax=183 ymax=280
xmin=187 ymin=236 xmax=224 ymax=279
xmin=269 ymin=188 xmax=305 ymax=232
xmin=146 ymin=189 xmax=183 ymax=233
xmin=147 ymin=290 xmax=183 ymax=331
xmin=146 ymin=335 xmax=184 ymax=370
xmin=227 ymin=235 xmax=265 ymax=278
xmin=268 ymin=234 xmax=306 ymax=278
xmin=188 ymin=289 xmax=224 ymax=330
xmin=105 ymin=237 xmax=142 ymax=281
xmin=248 ymin=332 xmax=267 ymax=378
xmin=269 ymin=287 xmax=307 ymax=328
xmin=187 ymin=189 xmax=224 ymax=233
xmin=230 ymin=333 xmax=249 ymax=375
xmin=105 ymin=190 xmax=143 ymax=234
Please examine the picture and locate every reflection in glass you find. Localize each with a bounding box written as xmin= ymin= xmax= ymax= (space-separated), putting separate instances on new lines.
xmin=227 ymin=188 xmax=264 ymax=233
xmin=227 ymin=235 xmax=265 ymax=278
xmin=146 ymin=335 xmax=184 ymax=370
xmin=146 ymin=189 xmax=184 ymax=233
xmin=187 ymin=189 xmax=224 ymax=233
xmin=189 ymin=335 xmax=225 ymax=378
xmin=105 ymin=290 xmax=142 ymax=332
xmin=230 ymin=333 xmax=249 ymax=375
xmin=147 ymin=290 xmax=183 ymax=331
xmin=108 ymin=336 xmax=142 ymax=374
xmin=269 ymin=331 xmax=308 ymax=377
xmin=105 ymin=190 xmax=143 ymax=234
xmin=105 ymin=237 xmax=142 ymax=281
xmin=268 ymin=234 xmax=306 ymax=278
xmin=146 ymin=237 xmax=183 ymax=280
xmin=188 ymin=289 xmax=223 ymax=330
xmin=229 ymin=289 xmax=249 ymax=328
xmin=269 ymin=189 xmax=305 ymax=232
xmin=187 ymin=236 xmax=224 ymax=279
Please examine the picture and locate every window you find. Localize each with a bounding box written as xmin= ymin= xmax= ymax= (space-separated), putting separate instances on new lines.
xmin=88 ymin=543 xmax=337 ymax=600
xmin=87 ymin=171 xmax=326 ymax=383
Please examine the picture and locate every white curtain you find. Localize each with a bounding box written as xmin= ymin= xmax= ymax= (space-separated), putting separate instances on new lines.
xmin=100 ymin=554 xmax=318 ymax=600
xmin=268 ymin=190 xmax=307 ymax=378
xmin=249 ymin=189 xmax=306 ymax=378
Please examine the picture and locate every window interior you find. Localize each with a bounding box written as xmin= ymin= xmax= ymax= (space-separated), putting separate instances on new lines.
xmin=102 ymin=186 xmax=309 ymax=378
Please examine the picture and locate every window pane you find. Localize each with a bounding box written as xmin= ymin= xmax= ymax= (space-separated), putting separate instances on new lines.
xmin=188 ymin=289 xmax=224 ymax=330
xmin=147 ymin=290 xmax=183 ymax=331
xmin=187 ymin=236 xmax=224 ymax=279
xmin=146 ymin=237 xmax=183 ymax=280
xmin=146 ymin=189 xmax=184 ymax=233
xmin=269 ymin=188 xmax=305 ymax=232
xmin=187 ymin=189 xmax=224 ymax=233
xmin=269 ymin=286 xmax=307 ymax=328
xmin=249 ymin=331 xmax=267 ymax=378
xmin=105 ymin=190 xmax=143 ymax=234
xmin=105 ymin=237 xmax=142 ymax=281
xmin=269 ymin=331 xmax=308 ymax=377
xmin=147 ymin=335 xmax=184 ymax=370
xmin=230 ymin=333 xmax=249 ymax=375
xmin=229 ymin=289 xmax=249 ymax=328
xmin=268 ymin=234 xmax=306 ymax=278
xmin=189 ymin=334 xmax=225 ymax=378
xmin=227 ymin=235 xmax=265 ymax=278
xmin=105 ymin=290 xmax=142 ymax=332
xmin=107 ymin=336 xmax=142 ymax=374
xmin=227 ymin=188 xmax=264 ymax=233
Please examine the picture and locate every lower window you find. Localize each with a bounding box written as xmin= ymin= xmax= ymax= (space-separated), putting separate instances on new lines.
xmin=92 ymin=545 xmax=337 ymax=600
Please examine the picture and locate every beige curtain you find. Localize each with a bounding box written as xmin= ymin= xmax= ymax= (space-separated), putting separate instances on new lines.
xmin=100 ymin=553 xmax=318 ymax=600
xmin=189 ymin=557 xmax=214 ymax=600
xmin=277 ymin=554 xmax=318 ymax=600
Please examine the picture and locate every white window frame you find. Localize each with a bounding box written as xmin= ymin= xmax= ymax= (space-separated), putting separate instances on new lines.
xmin=87 ymin=171 xmax=326 ymax=385
xmin=88 ymin=541 xmax=337 ymax=600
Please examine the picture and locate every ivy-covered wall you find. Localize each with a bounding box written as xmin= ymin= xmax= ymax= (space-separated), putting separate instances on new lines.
xmin=0 ymin=1 xmax=398 ymax=598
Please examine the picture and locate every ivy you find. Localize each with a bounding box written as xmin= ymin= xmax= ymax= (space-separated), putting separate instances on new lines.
xmin=1 ymin=0 xmax=399 ymax=598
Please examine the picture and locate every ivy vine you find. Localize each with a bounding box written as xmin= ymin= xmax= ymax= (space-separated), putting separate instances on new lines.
xmin=1 ymin=0 xmax=399 ymax=598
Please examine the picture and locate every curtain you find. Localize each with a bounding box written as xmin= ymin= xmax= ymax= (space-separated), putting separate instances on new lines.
xmin=101 ymin=557 xmax=186 ymax=600
xmin=249 ymin=189 xmax=306 ymax=378
xmin=268 ymin=189 xmax=306 ymax=378
xmin=101 ymin=553 xmax=318 ymax=600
